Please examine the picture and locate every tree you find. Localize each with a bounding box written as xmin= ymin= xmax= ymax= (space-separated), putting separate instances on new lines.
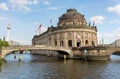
xmin=0 ymin=39 xmax=2 ymax=48
xmin=0 ymin=39 xmax=9 ymax=49
xmin=2 ymin=41 xmax=9 ymax=47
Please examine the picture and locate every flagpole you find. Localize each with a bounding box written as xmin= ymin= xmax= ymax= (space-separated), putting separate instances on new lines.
xmin=39 ymin=24 xmax=42 ymax=35
xmin=39 ymin=28 xmax=41 ymax=35
xmin=102 ymin=38 xmax=104 ymax=46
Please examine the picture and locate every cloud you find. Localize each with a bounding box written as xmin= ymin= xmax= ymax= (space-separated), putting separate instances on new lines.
xmin=90 ymin=16 xmax=105 ymax=24
xmin=98 ymin=28 xmax=120 ymax=44
xmin=15 ymin=40 xmax=31 ymax=45
xmin=0 ymin=16 xmax=6 ymax=20
xmin=107 ymin=4 xmax=120 ymax=16
xmin=9 ymin=0 xmax=39 ymax=11
xmin=34 ymin=22 xmax=39 ymax=25
xmin=48 ymin=7 xmax=58 ymax=10
xmin=43 ymin=0 xmax=50 ymax=5
xmin=0 ymin=3 xmax=9 ymax=11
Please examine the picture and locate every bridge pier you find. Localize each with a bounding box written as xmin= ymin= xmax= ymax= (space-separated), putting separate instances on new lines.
xmin=0 ymin=49 xmax=12 ymax=59
xmin=72 ymin=46 xmax=111 ymax=60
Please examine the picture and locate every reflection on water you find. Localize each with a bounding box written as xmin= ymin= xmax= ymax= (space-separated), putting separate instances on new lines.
xmin=0 ymin=53 xmax=120 ymax=79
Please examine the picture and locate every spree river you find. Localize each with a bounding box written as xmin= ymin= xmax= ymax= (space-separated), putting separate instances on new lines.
xmin=0 ymin=53 xmax=120 ymax=79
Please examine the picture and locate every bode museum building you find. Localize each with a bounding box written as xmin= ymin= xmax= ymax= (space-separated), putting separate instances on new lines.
xmin=32 ymin=9 xmax=98 ymax=48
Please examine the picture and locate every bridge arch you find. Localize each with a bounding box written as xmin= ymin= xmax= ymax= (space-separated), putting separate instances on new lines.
xmin=111 ymin=50 xmax=120 ymax=55
xmin=1 ymin=49 xmax=31 ymax=59
xmin=56 ymin=49 xmax=72 ymax=58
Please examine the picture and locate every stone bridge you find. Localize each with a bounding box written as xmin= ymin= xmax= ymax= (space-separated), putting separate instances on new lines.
xmin=0 ymin=45 xmax=72 ymax=59
xmin=0 ymin=45 xmax=120 ymax=60
xmin=106 ymin=46 xmax=120 ymax=54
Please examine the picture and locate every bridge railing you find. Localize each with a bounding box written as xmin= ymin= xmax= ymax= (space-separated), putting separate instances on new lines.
xmin=2 ymin=45 xmax=72 ymax=51
xmin=1 ymin=45 xmax=35 ymax=50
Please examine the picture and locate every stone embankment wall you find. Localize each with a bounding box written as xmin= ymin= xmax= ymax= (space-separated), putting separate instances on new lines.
xmin=72 ymin=46 xmax=110 ymax=59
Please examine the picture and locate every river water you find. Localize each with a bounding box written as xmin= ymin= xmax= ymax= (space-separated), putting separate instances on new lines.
xmin=0 ymin=52 xmax=120 ymax=79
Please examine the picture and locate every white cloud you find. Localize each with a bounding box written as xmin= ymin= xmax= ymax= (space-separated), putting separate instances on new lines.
xmin=48 ymin=7 xmax=58 ymax=10
xmin=107 ymin=4 xmax=120 ymax=16
xmin=9 ymin=0 xmax=39 ymax=11
xmin=43 ymin=0 xmax=50 ymax=5
xmin=90 ymin=16 xmax=105 ymax=24
xmin=29 ymin=0 xmax=39 ymax=4
xmin=0 ymin=3 xmax=9 ymax=11
xmin=15 ymin=40 xmax=31 ymax=45
xmin=34 ymin=22 xmax=39 ymax=25
xmin=98 ymin=28 xmax=120 ymax=44
xmin=0 ymin=16 xmax=6 ymax=20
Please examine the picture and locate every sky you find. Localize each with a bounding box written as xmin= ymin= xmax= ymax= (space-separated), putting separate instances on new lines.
xmin=0 ymin=0 xmax=120 ymax=45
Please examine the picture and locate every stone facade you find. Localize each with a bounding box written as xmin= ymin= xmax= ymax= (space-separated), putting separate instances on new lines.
xmin=32 ymin=9 xmax=98 ymax=48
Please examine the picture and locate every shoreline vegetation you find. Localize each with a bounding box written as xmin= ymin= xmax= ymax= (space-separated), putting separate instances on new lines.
xmin=0 ymin=58 xmax=2 ymax=65
xmin=0 ymin=39 xmax=9 ymax=65
xmin=0 ymin=39 xmax=9 ymax=49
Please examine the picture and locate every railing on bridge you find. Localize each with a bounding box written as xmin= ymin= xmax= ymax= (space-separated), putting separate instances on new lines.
xmin=1 ymin=45 xmax=72 ymax=51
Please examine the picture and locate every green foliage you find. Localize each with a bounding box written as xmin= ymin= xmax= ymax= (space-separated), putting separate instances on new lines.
xmin=0 ymin=39 xmax=9 ymax=49
xmin=2 ymin=41 xmax=9 ymax=47
xmin=0 ymin=58 xmax=2 ymax=65
xmin=0 ymin=39 xmax=2 ymax=48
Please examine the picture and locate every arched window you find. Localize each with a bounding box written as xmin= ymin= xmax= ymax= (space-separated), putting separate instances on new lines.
xmin=85 ymin=40 xmax=89 ymax=46
xmin=68 ymin=40 xmax=72 ymax=47
xmin=92 ymin=41 xmax=95 ymax=46
xmin=54 ymin=37 xmax=57 ymax=46
xmin=77 ymin=41 xmax=81 ymax=47
xmin=55 ymin=40 xmax=57 ymax=46
xmin=76 ymin=34 xmax=81 ymax=47
xmin=60 ymin=40 xmax=64 ymax=46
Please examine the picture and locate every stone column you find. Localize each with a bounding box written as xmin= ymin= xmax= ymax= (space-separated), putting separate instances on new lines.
xmin=56 ymin=34 xmax=60 ymax=47
xmin=51 ymin=35 xmax=54 ymax=47
xmin=64 ymin=33 xmax=68 ymax=48
xmin=73 ymin=32 xmax=77 ymax=47
xmin=81 ymin=32 xmax=84 ymax=47
xmin=96 ymin=33 xmax=98 ymax=46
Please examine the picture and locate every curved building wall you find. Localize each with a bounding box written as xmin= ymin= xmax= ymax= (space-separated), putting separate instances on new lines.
xmin=32 ymin=9 xmax=98 ymax=48
xmin=32 ymin=28 xmax=98 ymax=48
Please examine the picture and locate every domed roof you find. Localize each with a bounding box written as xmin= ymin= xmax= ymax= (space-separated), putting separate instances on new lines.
xmin=57 ymin=9 xmax=87 ymax=27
